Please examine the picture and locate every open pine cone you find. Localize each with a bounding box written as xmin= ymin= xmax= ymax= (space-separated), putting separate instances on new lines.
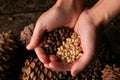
xmin=21 ymin=54 xmax=79 ymax=80
xmin=102 ymin=64 xmax=120 ymax=80
xmin=0 ymin=31 xmax=19 ymax=80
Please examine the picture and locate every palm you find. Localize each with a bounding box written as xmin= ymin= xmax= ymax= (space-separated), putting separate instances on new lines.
xmin=44 ymin=11 xmax=100 ymax=77
xmin=72 ymin=11 xmax=99 ymax=76
xmin=36 ymin=4 xmax=83 ymax=31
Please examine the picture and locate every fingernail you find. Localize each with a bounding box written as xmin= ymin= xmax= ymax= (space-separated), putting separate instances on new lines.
xmin=26 ymin=44 xmax=31 ymax=50
xmin=44 ymin=64 xmax=49 ymax=68
xmin=71 ymin=70 xmax=78 ymax=77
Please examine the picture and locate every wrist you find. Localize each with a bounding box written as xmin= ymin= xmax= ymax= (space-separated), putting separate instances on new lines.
xmin=89 ymin=0 xmax=120 ymax=26
xmin=55 ymin=0 xmax=85 ymax=11
xmin=56 ymin=0 xmax=84 ymax=5
xmin=87 ymin=9 xmax=104 ymax=27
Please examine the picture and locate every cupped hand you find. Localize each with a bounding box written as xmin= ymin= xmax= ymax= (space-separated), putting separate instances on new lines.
xmin=26 ymin=0 xmax=85 ymax=63
xmin=44 ymin=10 xmax=102 ymax=76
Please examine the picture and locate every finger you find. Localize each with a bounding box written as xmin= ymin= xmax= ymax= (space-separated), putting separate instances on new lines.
xmin=44 ymin=63 xmax=51 ymax=69
xmin=71 ymin=30 xmax=96 ymax=77
xmin=71 ymin=52 xmax=94 ymax=76
xmin=49 ymin=55 xmax=61 ymax=62
xmin=44 ymin=61 xmax=73 ymax=71
xmin=72 ymin=21 xmax=97 ymax=77
xmin=26 ymin=20 xmax=45 ymax=50
xmin=35 ymin=47 xmax=49 ymax=63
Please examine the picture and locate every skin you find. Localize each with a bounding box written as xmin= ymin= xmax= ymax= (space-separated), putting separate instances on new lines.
xmin=27 ymin=0 xmax=120 ymax=77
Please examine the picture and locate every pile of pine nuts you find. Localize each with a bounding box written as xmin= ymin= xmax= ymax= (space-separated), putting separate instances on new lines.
xmin=57 ymin=32 xmax=83 ymax=63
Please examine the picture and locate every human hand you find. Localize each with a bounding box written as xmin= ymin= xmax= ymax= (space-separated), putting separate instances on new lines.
xmin=26 ymin=0 xmax=85 ymax=63
xmin=43 ymin=0 xmax=120 ymax=76
xmin=43 ymin=10 xmax=102 ymax=76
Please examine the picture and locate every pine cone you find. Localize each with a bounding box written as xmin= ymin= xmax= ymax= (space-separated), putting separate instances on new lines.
xmin=20 ymin=23 xmax=35 ymax=45
xmin=21 ymin=55 xmax=78 ymax=80
xmin=102 ymin=64 xmax=120 ymax=80
xmin=0 ymin=31 xmax=18 ymax=80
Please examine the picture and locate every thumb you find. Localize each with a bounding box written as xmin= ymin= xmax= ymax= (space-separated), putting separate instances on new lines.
xmin=71 ymin=52 xmax=94 ymax=77
xmin=26 ymin=21 xmax=46 ymax=50
xmin=71 ymin=23 xmax=97 ymax=76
